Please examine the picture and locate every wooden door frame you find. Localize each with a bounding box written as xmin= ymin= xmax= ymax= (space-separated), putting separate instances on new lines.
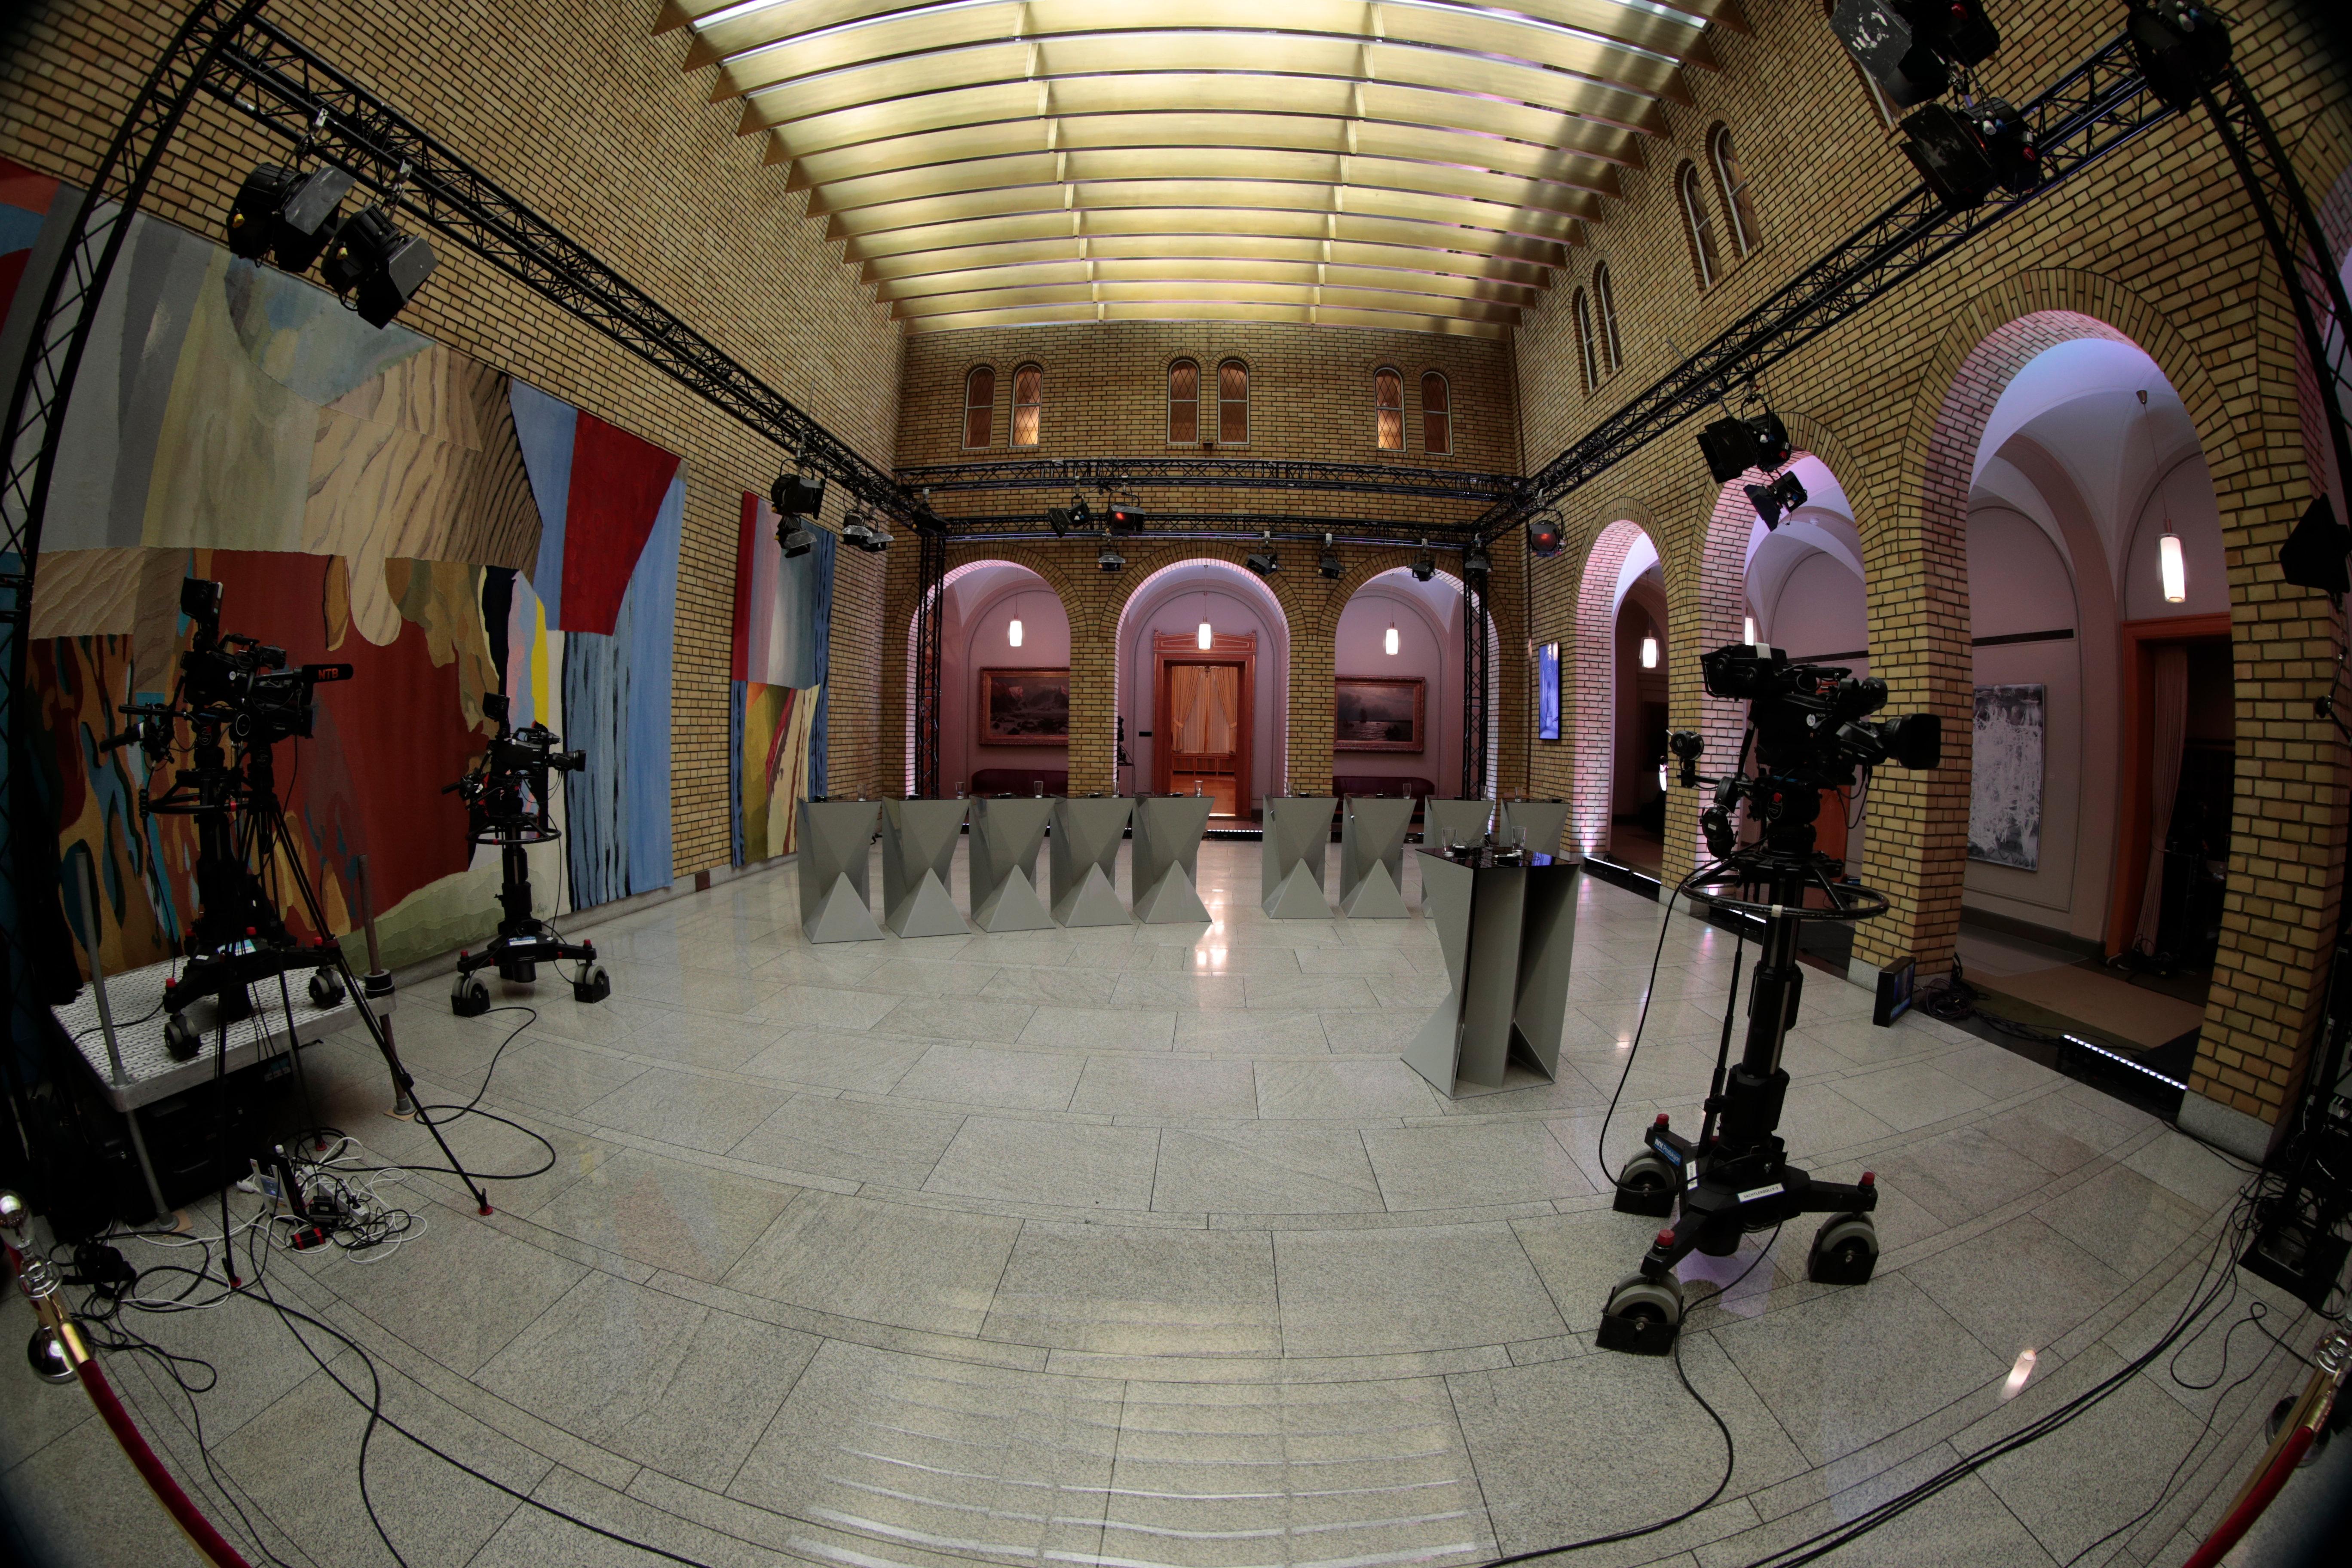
xmin=2106 ymin=612 xmax=2232 ymax=955
xmin=1153 ymin=632 xmax=1256 ymax=811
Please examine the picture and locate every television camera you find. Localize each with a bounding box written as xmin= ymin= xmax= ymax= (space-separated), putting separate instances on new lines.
xmin=104 ymin=579 xmax=354 ymax=1059
xmin=443 ymin=693 xmax=609 ymax=1015
xmin=1599 ymin=644 xmax=1940 ymax=1356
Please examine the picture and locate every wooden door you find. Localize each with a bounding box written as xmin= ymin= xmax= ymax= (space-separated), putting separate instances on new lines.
xmin=1154 ymin=633 xmax=1255 ymax=818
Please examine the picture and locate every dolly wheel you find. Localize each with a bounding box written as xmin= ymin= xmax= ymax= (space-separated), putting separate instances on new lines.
xmin=450 ymin=977 xmax=490 ymax=1018
xmin=1596 ymin=1271 xmax=1684 ymax=1355
xmin=163 ymin=1012 xmax=201 ymax=1062
xmin=573 ymin=964 xmax=611 ymax=1005
xmin=1807 ymin=1213 xmax=1879 ymax=1285
xmin=1611 ymin=1151 xmax=1678 ymax=1217
xmin=307 ymin=966 xmax=347 ymax=1009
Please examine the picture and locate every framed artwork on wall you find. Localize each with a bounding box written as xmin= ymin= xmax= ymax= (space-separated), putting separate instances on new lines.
xmin=1968 ymin=683 xmax=2044 ymax=870
xmin=979 ymin=667 xmax=1071 ymax=745
xmin=1334 ymin=676 xmax=1426 ymax=751
xmin=1538 ymin=643 xmax=1561 ymax=740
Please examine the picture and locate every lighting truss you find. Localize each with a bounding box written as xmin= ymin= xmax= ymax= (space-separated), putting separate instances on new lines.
xmin=1479 ymin=28 xmax=2177 ymax=536
xmin=912 ymin=527 xmax=948 ymax=798
xmin=898 ymin=456 xmax=1523 ymax=511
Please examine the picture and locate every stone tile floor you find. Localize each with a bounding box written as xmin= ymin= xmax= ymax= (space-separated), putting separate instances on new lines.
xmin=0 ymin=842 xmax=2316 ymax=1567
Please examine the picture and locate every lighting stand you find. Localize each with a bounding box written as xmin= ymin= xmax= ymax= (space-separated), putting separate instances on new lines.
xmin=447 ymin=696 xmax=609 ymax=1016
xmin=1598 ymin=850 xmax=1890 ymax=1356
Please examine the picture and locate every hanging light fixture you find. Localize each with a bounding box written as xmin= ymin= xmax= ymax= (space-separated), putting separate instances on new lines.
xmin=1197 ymin=567 xmax=1213 ymax=649
xmin=1384 ymin=615 xmax=1400 ymax=657
xmin=2159 ymin=521 xmax=2187 ymax=604
xmin=1744 ymin=615 xmax=1757 ymax=645
xmin=1008 ymin=593 xmax=1024 ymax=649
xmin=1640 ymin=631 xmax=1660 ymax=670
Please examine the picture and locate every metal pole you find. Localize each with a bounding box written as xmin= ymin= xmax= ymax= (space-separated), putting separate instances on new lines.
xmin=350 ymin=855 xmax=413 ymax=1117
xmin=73 ymin=858 xmax=169 ymax=1219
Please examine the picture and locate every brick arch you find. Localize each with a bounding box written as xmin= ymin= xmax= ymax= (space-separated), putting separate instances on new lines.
xmin=1570 ymin=519 xmax=1663 ymax=855
xmin=903 ymin=557 xmax=1078 ymax=793
xmin=1106 ymin=552 xmax=1294 ymax=797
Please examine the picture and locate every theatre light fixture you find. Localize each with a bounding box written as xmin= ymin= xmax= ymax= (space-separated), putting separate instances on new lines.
xmin=1097 ymin=535 xmax=1124 ymax=573
xmin=1462 ymin=544 xmax=1491 ymax=582
xmin=1246 ymin=534 xmax=1279 ymax=577
xmin=1528 ymin=512 xmax=1565 ymax=558
xmin=1746 ymin=471 xmax=1809 ymax=529
xmin=1698 ymin=412 xmax=1793 ymax=484
xmin=1410 ymin=543 xmax=1437 ymax=583
xmin=840 ymin=510 xmax=889 ymax=554
xmin=772 ymin=472 xmax=825 ymax=516
xmin=227 ymin=162 xmax=353 ymax=271
xmin=318 ymin=204 xmax=437 ymax=328
xmin=778 ymin=522 xmax=815 ymax=558
xmin=1318 ymin=535 xmax=1343 ymax=581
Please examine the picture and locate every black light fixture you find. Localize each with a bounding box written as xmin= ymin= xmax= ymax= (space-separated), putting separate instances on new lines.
xmin=779 ymin=522 xmax=816 ymax=558
xmin=1317 ymin=534 xmax=1343 ymax=580
xmin=1047 ymin=506 xmax=1072 ymax=538
xmin=227 ymin=162 xmax=354 ymax=271
xmin=2127 ymin=0 xmax=2233 ymax=109
xmin=1697 ymin=411 xmax=1792 ymax=483
xmin=1527 ymin=512 xmax=1565 ymax=558
xmin=2280 ymin=496 xmax=2350 ymax=601
xmin=1097 ymin=533 xmax=1126 ymax=573
xmin=318 ymin=205 xmax=437 ymax=328
xmin=1245 ymin=533 xmax=1280 ymax=577
xmin=1409 ymin=542 xmax=1437 ymax=582
xmin=1830 ymin=0 xmax=2000 ymax=109
xmin=1901 ymin=97 xmax=2037 ymax=211
xmin=840 ymin=509 xmax=890 ymax=554
xmin=1462 ymin=543 xmax=1491 ymax=582
xmin=1108 ymin=499 xmax=1145 ymax=534
xmin=1067 ymin=494 xmax=1093 ymax=532
xmin=771 ymin=471 xmax=825 ymax=517
xmin=1745 ymin=471 xmax=1809 ymax=530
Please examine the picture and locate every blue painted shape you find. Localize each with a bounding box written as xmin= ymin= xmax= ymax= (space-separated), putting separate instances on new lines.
xmin=729 ymin=680 xmax=746 ymax=868
xmin=507 ymin=380 xmax=578 ymax=627
xmin=562 ymin=629 xmax=628 ymax=909
xmin=807 ymin=527 xmax=835 ymax=797
xmin=620 ymin=474 xmax=680 ymax=895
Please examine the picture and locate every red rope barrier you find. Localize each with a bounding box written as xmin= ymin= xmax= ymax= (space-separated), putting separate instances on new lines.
xmin=70 ymin=1350 xmax=256 ymax=1568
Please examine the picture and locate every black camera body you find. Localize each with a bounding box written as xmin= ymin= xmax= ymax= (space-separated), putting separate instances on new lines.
xmin=452 ymin=692 xmax=585 ymax=845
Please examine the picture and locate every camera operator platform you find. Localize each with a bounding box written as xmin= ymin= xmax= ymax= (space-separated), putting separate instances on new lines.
xmin=1598 ymin=644 xmax=1941 ymax=1356
xmin=447 ymin=694 xmax=610 ymax=1016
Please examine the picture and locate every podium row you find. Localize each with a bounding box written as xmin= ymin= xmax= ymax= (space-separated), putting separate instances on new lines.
xmin=791 ymin=794 xmax=1572 ymax=944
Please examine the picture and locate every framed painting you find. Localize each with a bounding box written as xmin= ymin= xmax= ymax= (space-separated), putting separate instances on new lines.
xmin=1538 ymin=643 xmax=1561 ymax=740
xmin=978 ymin=667 xmax=1070 ymax=745
xmin=1968 ymin=683 xmax=2044 ymax=870
xmin=1334 ymin=676 xmax=1426 ymax=751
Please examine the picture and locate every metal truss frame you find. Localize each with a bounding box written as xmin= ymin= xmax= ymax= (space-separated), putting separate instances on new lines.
xmin=912 ymin=528 xmax=949 ymax=799
xmin=1461 ymin=571 xmax=1489 ymax=799
xmin=899 ymin=456 xmax=1522 ymax=509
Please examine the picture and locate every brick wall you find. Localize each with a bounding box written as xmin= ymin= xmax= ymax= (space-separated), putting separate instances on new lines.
xmin=1516 ymin=0 xmax=2352 ymax=1124
xmin=0 ymin=0 xmax=903 ymax=861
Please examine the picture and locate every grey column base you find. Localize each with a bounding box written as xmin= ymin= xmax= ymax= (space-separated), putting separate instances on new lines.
xmin=882 ymin=798 xmax=970 ymax=939
xmin=1132 ymin=797 xmax=1213 ymax=924
xmin=1338 ymin=861 xmax=1409 ymax=919
xmin=1135 ymin=866 xmax=1211 ymax=924
xmin=805 ymin=872 xmax=884 ymax=943
xmin=974 ymin=867 xmax=1056 ymax=932
xmin=1264 ymin=863 xmax=1330 ymax=919
xmin=968 ymin=797 xmax=1053 ymax=931
xmin=887 ymin=872 xmax=967 ymax=939
xmin=2177 ymin=1088 xmax=2275 ymax=1162
xmin=1338 ymin=797 xmax=1415 ymax=915
xmin=1262 ymin=797 xmax=1335 ymax=919
xmin=1051 ymin=797 xmax=1134 ymax=928
xmin=1403 ymin=851 xmax=1582 ymax=1096
xmin=1423 ymin=798 xmax=1494 ymax=849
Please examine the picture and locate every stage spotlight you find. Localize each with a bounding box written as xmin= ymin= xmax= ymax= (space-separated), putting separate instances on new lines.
xmin=1830 ymin=0 xmax=2000 ymax=109
xmin=1409 ymin=542 xmax=1437 ymax=582
xmin=2128 ymin=0 xmax=2232 ymax=109
xmin=1527 ymin=513 xmax=1565 ymax=558
xmin=1463 ymin=543 xmax=1491 ymax=582
xmin=1745 ymin=472 xmax=1809 ymax=529
xmin=1067 ymin=494 xmax=1093 ymax=532
xmin=1245 ymin=534 xmax=1280 ymax=577
xmin=227 ymin=163 xmax=355 ymax=271
xmin=2280 ymin=496 xmax=2350 ymax=600
xmin=1902 ymin=98 xmax=2037 ymax=210
xmin=319 ymin=205 xmax=437 ymax=328
xmin=778 ymin=523 xmax=815 ymax=559
xmin=1108 ymin=499 xmax=1146 ymax=534
xmin=1697 ymin=411 xmax=1792 ymax=483
xmin=1047 ymin=506 xmax=1072 ymax=538
xmin=1318 ymin=535 xmax=1343 ymax=580
xmin=1097 ymin=535 xmax=1126 ymax=573
xmin=840 ymin=511 xmax=890 ymax=554
xmin=771 ymin=472 xmax=825 ymax=517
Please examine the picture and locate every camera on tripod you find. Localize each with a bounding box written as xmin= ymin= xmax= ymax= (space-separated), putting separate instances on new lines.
xmin=449 ymin=693 xmax=583 ymax=842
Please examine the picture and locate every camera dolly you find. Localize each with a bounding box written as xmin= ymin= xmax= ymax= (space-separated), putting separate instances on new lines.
xmin=446 ymin=694 xmax=609 ymax=1016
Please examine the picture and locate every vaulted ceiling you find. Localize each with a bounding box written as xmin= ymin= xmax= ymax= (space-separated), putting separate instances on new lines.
xmin=655 ymin=0 xmax=1738 ymax=339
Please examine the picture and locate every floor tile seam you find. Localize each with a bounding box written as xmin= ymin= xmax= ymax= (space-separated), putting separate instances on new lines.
xmin=104 ymin=1344 xmax=312 ymax=1561
xmin=645 ymin=1270 xmax=1054 ymax=1375
xmin=1873 ymin=1142 xmax=2134 ymax=1276
xmin=2125 ymin=1362 xmax=2307 ymax=1562
xmin=1042 ymin=1341 xmax=1518 ymax=1384
xmin=525 ymin=1455 xmax=802 ymax=1568
xmin=1686 ymin=1319 xmax=1814 ymax=1508
xmin=2058 ymin=1204 xmax=2251 ymax=1367
xmin=2109 ymin=1338 xmax=2306 ymax=1562
xmin=466 ymin=1097 xmax=870 ymax=1197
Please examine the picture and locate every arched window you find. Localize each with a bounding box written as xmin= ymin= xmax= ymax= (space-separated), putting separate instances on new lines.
xmin=962 ymin=365 xmax=995 ymax=449
xmin=1375 ymin=367 xmax=1404 ymax=450
xmin=1167 ymin=358 xmax=1199 ymax=443
xmin=1712 ymin=127 xmax=1759 ymax=256
xmin=1678 ymin=163 xmax=1719 ymax=289
xmin=1011 ymin=362 xmax=1042 ymax=447
xmin=1421 ymin=371 xmax=1452 ymax=455
xmin=1218 ymin=358 xmax=1249 ymax=444
xmin=1824 ymin=0 xmax=1898 ymax=126
xmin=1592 ymin=262 xmax=1623 ymax=374
xmin=1571 ymin=288 xmax=1599 ymax=392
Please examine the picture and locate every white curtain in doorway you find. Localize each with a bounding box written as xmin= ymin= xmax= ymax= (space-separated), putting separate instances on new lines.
xmin=1172 ymin=664 xmax=1238 ymax=754
xmin=2134 ymin=646 xmax=2189 ymax=952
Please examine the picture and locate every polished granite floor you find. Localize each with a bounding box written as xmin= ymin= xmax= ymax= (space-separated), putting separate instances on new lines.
xmin=0 ymin=841 xmax=2318 ymax=1568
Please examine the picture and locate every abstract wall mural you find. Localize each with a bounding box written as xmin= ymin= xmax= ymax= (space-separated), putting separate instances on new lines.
xmin=1 ymin=158 xmax=684 ymax=974
xmin=730 ymin=490 xmax=833 ymax=864
xmin=1969 ymin=683 xmax=2046 ymax=871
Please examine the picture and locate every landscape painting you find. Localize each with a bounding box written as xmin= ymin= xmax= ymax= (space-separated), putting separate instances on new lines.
xmin=1335 ymin=676 xmax=1426 ymax=751
xmin=980 ymin=667 xmax=1071 ymax=744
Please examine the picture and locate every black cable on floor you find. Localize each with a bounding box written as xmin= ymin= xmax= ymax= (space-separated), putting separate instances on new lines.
xmin=1594 ymin=858 xmax=1721 ymax=1187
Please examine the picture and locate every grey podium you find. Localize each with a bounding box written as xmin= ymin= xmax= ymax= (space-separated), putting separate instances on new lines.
xmin=1501 ymin=798 xmax=1574 ymax=859
xmin=1402 ymin=847 xmax=1582 ymax=1096
xmin=1132 ymin=795 xmax=1214 ymax=922
xmin=968 ymin=796 xmax=1056 ymax=931
xmin=1423 ymin=797 xmax=1494 ymax=850
xmin=796 ymin=799 xmax=884 ymax=942
xmin=1050 ymin=796 xmax=1135 ymax=927
xmin=1338 ymin=796 xmax=1416 ymax=918
xmin=1262 ymin=795 xmax=1337 ymax=918
xmin=881 ymin=798 xmax=969 ymax=939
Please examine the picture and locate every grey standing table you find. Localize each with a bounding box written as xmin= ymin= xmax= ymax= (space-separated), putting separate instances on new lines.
xmin=1261 ymin=796 xmax=1336 ymax=918
xmin=1423 ymin=797 xmax=1494 ymax=851
xmin=1050 ymin=796 xmax=1134 ymax=927
xmin=968 ymin=796 xmax=1056 ymax=931
xmin=880 ymin=798 xmax=970 ymax=938
xmin=796 ymin=798 xmax=883 ymax=942
xmin=56 ymin=956 xmax=368 ymax=1213
xmin=1132 ymin=796 xmax=1213 ymax=923
xmin=1402 ymin=847 xmax=1582 ymax=1096
xmin=1501 ymin=799 xmax=1574 ymax=858
xmin=1338 ymin=796 xmax=1415 ymax=918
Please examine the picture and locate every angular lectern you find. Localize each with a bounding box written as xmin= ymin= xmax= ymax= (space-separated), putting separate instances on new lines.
xmin=1500 ymin=798 xmax=1574 ymax=859
xmin=1261 ymin=795 xmax=1336 ymax=918
xmin=1422 ymin=797 xmax=1495 ymax=850
xmin=1402 ymin=847 xmax=1582 ymax=1096
xmin=968 ymin=796 xmax=1055 ymax=932
xmin=1338 ymin=796 xmax=1416 ymax=918
xmin=1131 ymin=795 xmax=1213 ymax=923
xmin=795 ymin=798 xmax=883 ymax=943
xmin=880 ymin=797 xmax=969 ymax=939
xmin=1050 ymin=796 xmax=1134 ymax=927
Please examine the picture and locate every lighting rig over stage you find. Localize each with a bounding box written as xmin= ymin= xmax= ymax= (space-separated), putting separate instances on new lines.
xmin=1245 ymin=535 xmax=1280 ymax=577
xmin=1527 ymin=512 xmax=1565 ymax=560
xmin=772 ymin=470 xmax=824 ymax=557
xmin=227 ymin=154 xmax=436 ymax=327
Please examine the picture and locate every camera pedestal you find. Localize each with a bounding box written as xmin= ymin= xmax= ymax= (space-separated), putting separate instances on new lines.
xmin=451 ymin=842 xmax=609 ymax=1015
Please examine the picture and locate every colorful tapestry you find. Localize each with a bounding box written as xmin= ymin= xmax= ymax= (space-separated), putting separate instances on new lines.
xmin=0 ymin=157 xmax=684 ymax=973
xmin=729 ymin=490 xmax=832 ymax=863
